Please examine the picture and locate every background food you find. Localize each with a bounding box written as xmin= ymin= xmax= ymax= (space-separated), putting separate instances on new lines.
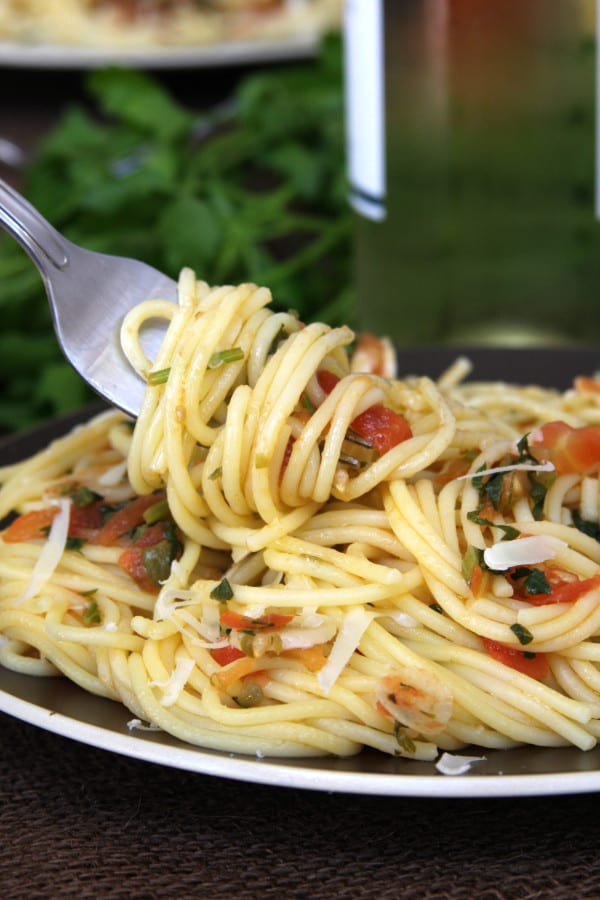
xmin=0 ymin=0 xmax=342 ymax=48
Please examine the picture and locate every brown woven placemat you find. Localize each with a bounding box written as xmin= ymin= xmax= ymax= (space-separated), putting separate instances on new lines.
xmin=3 ymin=360 xmax=599 ymax=900
xmin=1 ymin=711 xmax=599 ymax=900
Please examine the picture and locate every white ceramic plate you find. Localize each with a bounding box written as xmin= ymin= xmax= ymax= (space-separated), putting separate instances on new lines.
xmin=0 ymin=32 xmax=320 ymax=69
xmin=1 ymin=347 xmax=600 ymax=797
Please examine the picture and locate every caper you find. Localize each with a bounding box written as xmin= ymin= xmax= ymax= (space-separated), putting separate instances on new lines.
xmin=234 ymin=682 xmax=264 ymax=708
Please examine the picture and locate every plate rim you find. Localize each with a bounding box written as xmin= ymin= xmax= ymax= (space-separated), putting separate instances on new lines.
xmin=3 ymin=681 xmax=600 ymax=797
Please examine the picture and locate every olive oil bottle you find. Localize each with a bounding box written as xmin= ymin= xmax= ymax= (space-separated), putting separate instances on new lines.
xmin=344 ymin=0 xmax=600 ymax=345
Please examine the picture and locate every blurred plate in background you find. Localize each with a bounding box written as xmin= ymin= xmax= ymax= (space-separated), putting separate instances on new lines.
xmin=0 ymin=32 xmax=323 ymax=69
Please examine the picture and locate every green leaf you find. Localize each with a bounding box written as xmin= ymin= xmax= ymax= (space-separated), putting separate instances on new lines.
xmin=83 ymin=598 xmax=101 ymax=625
xmin=86 ymin=67 xmax=193 ymax=140
xmin=36 ymin=107 xmax=110 ymax=162
xmin=36 ymin=363 xmax=91 ymax=414
xmin=466 ymin=510 xmax=521 ymax=541
xmin=157 ymin=195 xmax=221 ymax=272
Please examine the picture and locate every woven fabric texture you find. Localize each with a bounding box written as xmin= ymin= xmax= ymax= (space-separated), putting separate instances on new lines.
xmin=1 ymin=711 xmax=599 ymax=900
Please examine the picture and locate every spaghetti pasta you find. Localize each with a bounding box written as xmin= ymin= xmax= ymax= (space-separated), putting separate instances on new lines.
xmin=2 ymin=268 xmax=600 ymax=761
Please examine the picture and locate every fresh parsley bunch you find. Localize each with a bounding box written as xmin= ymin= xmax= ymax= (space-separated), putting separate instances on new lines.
xmin=0 ymin=36 xmax=352 ymax=431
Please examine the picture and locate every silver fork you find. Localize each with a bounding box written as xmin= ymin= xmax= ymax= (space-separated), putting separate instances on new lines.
xmin=0 ymin=177 xmax=178 ymax=418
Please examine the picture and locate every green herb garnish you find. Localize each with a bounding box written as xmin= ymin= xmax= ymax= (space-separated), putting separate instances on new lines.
xmin=510 ymin=623 xmax=534 ymax=645
xmin=68 ymin=485 xmax=101 ymax=507
xmin=462 ymin=545 xmax=483 ymax=584
xmin=143 ymin=498 xmax=170 ymax=525
xmin=147 ymin=368 xmax=171 ymax=386
xmin=393 ymin=723 xmax=416 ymax=755
xmin=522 ymin=568 xmax=551 ymax=596
xmin=66 ymin=537 xmax=85 ymax=551
xmin=466 ymin=510 xmax=520 ymax=541
xmin=83 ymin=598 xmax=101 ymax=626
xmin=572 ymin=511 xmax=600 ymax=543
xmin=208 ymin=348 xmax=244 ymax=369
xmin=142 ymin=540 xmax=177 ymax=584
xmin=509 ymin=566 xmax=551 ymax=596
xmin=210 ymin=578 xmax=234 ymax=602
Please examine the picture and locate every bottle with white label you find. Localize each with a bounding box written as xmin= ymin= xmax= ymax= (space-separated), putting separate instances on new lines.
xmin=344 ymin=0 xmax=599 ymax=345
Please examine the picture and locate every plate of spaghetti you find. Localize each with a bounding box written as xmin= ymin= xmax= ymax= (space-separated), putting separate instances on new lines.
xmin=1 ymin=269 xmax=600 ymax=797
xmin=0 ymin=0 xmax=341 ymax=68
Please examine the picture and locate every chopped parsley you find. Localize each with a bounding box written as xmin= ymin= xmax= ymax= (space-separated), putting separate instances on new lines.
xmin=466 ymin=510 xmax=520 ymax=541
xmin=510 ymin=623 xmax=534 ymax=645
xmin=143 ymin=498 xmax=170 ymax=525
xmin=208 ymin=347 xmax=244 ymax=369
xmin=510 ymin=566 xmax=551 ymax=596
xmin=83 ymin=598 xmax=101 ymax=626
xmin=147 ymin=367 xmax=171 ymax=386
xmin=66 ymin=537 xmax=86 ymax=551
xmin=210 ymin=578 xmax=234 ymax=602
xmin=66 ymin=485 xmax=102 ymax=507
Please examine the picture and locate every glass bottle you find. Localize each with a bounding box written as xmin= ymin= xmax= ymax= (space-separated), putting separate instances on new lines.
xmin=344 ymin=0 xmax=599 ymax=345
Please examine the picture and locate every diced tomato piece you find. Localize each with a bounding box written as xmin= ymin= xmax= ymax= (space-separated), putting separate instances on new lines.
xmin=118 ymin=546 xmax=158 ymax=593
xmin=525 ymin=569 xmax=600 ymax=606
xmin=376 ymin=700 xmax=393 ymax=719
xmin=97 ymin=493 xmax=166 ymax=545
xmin=2 ymin=508 xmax=57 ymax=542
xmin=280 ymin=435 xmax=295 ymax=479
xmin=220 ymin=610 xmax=293 ymax=631
xmin=470 ymin=564 xmax=485 ymax=597
xmin=574 ymin=376 xmax=600 ymax=394
xmin=351 ymin=333 xmax=395 ymax=378
xmin=210 ymin=645 xmax=246 ymax=666
xmin=317 ymin=369 xmax=412 ymax=455
xmin=435 ymin=456 xmax=473 ymax=486
xmin=68 ymin=501 xmax=105 ymax=539
xmin=530 ymin=421 xmax=600 ymax=475
xmin=282 ymin=644 xmax=329 ymax=672
xmin=131 ymin=522 xmax=170 ymax=548
xmin=351 ymin=404 xmax=412 ymax=455
xmin=211 ymin=654 xmax=260 ymax=689
xmin=4 ymin=501 xmax=105 ymax=544
xmin=317 ymin=369 xmax=340 ymax=395
xmin=483 ymin=638 xmax=549 ymax=680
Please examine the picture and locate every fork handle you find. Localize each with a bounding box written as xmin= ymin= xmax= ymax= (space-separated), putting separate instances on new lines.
xmin=0 ymin=177 xmax=69 ymax=272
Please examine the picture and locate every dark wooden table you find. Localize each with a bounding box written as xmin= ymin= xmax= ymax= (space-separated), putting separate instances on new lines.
xmin=2 ymin=709 xmax=600 ymax=900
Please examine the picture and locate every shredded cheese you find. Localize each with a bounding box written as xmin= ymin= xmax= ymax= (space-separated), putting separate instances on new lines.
xmin=455 ymin=460 xmax=554 ymax=482
xmin=16 ymin=499 xmax=71 ymax=604
xmin=150 ymin=656 xmax=196 ymax=707
xmin=435 ymin=752 xmax=486 ymax=776
xmin=126 ymin=718 xmax=161 ymax=732
xmin=98 ymin=460 xmax=128 ymax=486
xmin=317 ymin=607 xmax=372 ymax=694
xmin=483 ymin=535 xmax=568 ymax=571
